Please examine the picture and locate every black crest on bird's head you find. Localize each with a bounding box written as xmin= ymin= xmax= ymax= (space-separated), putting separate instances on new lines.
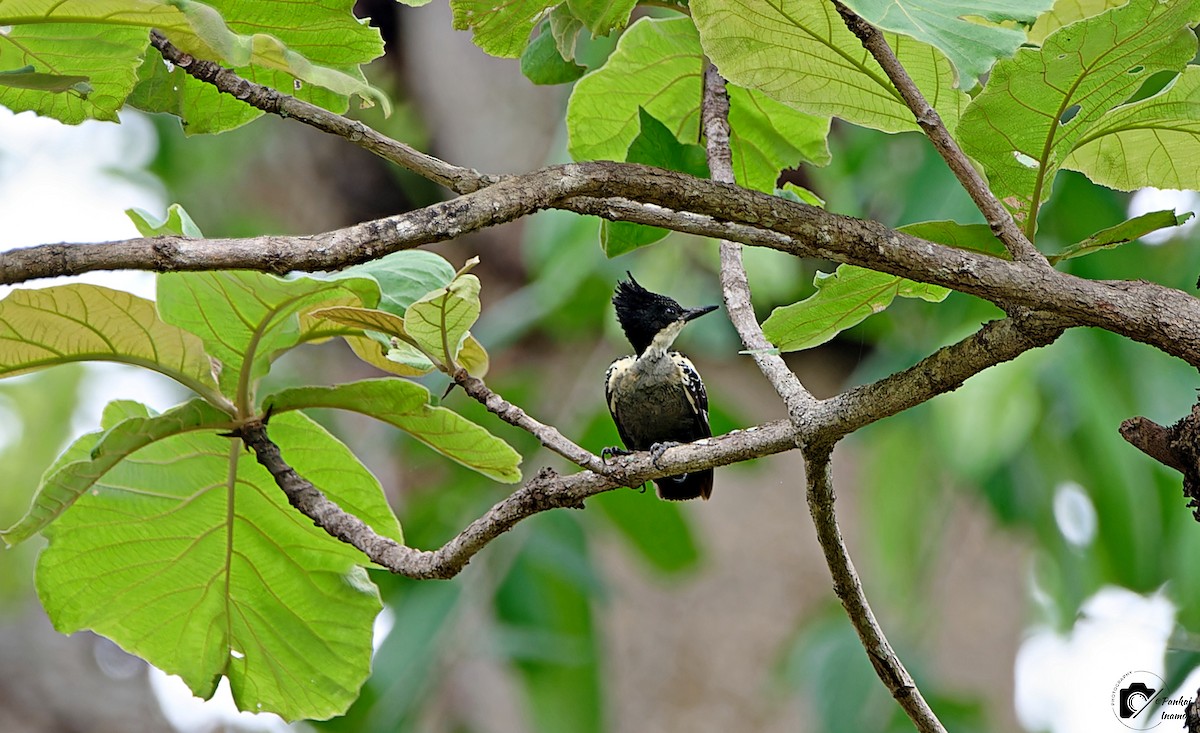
xmin=613 ymin=273 xmax=687 ymax=356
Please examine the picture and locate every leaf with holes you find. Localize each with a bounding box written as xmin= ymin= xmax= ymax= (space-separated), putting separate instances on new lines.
xmin=958 ymin=0 xmax=1200 ymax=231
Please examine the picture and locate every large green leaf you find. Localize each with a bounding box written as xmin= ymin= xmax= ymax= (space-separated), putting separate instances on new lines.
xmin=1065 ymin=66 xmax=1200 ymax=193
xmin=331 ymin=249 xmax=457 ymax=317
xmin=839 ymin=0 xmax=1053 ymax=86
xmin=691 ymin=0 xmax=968 ymax=135
xmin=1 ymin=399 xmax=231 ymax=546
xmin=1027 ymin=0 xmax=1127 ymax=45
xmin=567 ymin=17 xmax=829 ymax=194
xmin=156 ymin=271 xmax=379 ymax=401
xmin=0 ymin=284 xmax=221 ymax=401
xmin=0 ymin=22 xmax=145 ymax=123
xmin=35 ymin=407 xmax=401 ymax=721
xmin=266 ymin=379 xmax=522 ymax=483
xmin=762 ymin=265 xmax=949 ymax=352
xmin=958 ymin=0 xmax=1200 ymax=231
xmin=564 ymin=0 xmax=637 ymax=36
xmin=0 ymin=0 xmax=388 ymax=130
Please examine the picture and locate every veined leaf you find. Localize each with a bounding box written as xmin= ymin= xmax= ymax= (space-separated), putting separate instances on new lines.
xmin=34 ymin=409 xmax=401 ymax=721
xmin=1028 ymin=0 xmax=1128 ymax=45
xmin=266 ymin=380 xmax=521 ymax=483
xmin=564 ymin=0 xmax=637 ymax=37
xmin=331 ymin=249 xmax=457 ymax=317
xmin=567 ymin=17 xmax=829 ymax=194
xmin=691 ymin=0 xmax=968 ymax=135
xmin=0 ymin=284 xmax=221 ymax=400
xmin=157 ymin=271 xmax=379 ymax=400
xmin=0 ymin=0 xmax=388 ymax=130
xmin=450 ymin=0 xmax=557 ymax=58
xmin=0 ymin=22 xmax=145 ymax=123
xmin=958 ymin=0 xmax=1200 ymax=231
xmin=1 ymin=400 xmax=231 ymax=546
xmin=405 ymin=274 xmax=482 ymax=367
xmin=839 ymin=0 xmax=1053 ymax=87
xmin=1050 ymin=210 xmax=1195 ymax=263
xmin=1064 ymin=66 xmax=1200 ymax=193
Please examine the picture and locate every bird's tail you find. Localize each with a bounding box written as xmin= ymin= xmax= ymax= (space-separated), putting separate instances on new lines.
xmin=655 ymin=469 xmax=713 ymax=501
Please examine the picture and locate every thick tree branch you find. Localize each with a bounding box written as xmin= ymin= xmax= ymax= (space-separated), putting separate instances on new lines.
xmin=702 ymin=63 xmax=817 ymax=419
xmin=9 ymin=161 xmax=1200 ymax=369
xmin=831 ymin=1 xmax=1044 ymax=265
xmin=821 ymin=311 xmax=1071 ymax=437
xmin=148 ymin=30 xmax=496 ymax=194
xmin=236 ymin=417 xmax=799 ymax=579
xmin=804 ymin=445 xmax=947 ymax=733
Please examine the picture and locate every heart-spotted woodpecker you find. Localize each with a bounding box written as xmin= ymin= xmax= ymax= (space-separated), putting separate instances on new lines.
xmin=605 ymin=273 xmax=718 ymax=500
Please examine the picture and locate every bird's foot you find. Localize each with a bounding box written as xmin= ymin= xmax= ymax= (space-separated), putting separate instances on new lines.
xmin=649 ymin=441 xmax=681 ymax=469
xmin=601 ymin=446 xmax=633 ymax=464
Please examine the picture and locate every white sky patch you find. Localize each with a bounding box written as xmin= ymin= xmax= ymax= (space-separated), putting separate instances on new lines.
xmin=1127 ymin=188 xmax=1200 ymax=245
xmin=149 ymin=670 xmax=296 ymax=733
xmin=1015 ymin=586 xmax=1175 ymax=733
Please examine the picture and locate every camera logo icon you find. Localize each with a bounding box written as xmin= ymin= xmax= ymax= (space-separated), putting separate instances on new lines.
xmin=1111 ymin=671 xmax=1165 ymax=730
xmin=1119 ymin=681 xmax=1157 ymax=719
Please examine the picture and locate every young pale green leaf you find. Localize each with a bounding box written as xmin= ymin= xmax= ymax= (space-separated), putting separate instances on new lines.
xmin=958 ymin=0 xmax=1200 ymax=230
xmin=458 ymin=333 xmax=490 ymax=378
xmin=777 ymin=182 xmax=825 ymax=207
xmin=311 ymin=305 xmax=434 ymax=376
xmin=521 ymin=26 xmax=586 ymax=85
xmin=1050 ymin=210 xmax=1195 ymax=263
xmin=567 ymin=17 xmax=829 ymax=193
xmin=762 ymin=265 xmax=950 ymax=352
xmin=839 ymin=0 xmax=1053 ymax=86
xmin=450 ymin=0 xmax=558 ymax=58
xmin=691 ymin=0 xmax=967 ymax=135
xmin=1064 ymin=67 xmax=1200 ymax=192
xmin=0 ymin=284 xmax=221 ymax=400
xmin=127 ymin=203 xmax=205 ymax=237
xmin=550 ymin=5 xmax=585 ymax=61
xmin=0 ymin=22 xmax=145 ymax=123
xmin=1 ymin=0 xmax=388 ymax=130
xmin=266 ymin=380 xmax=521 ymax=483
xmin=405 ymin=275 xmax=482 ymax=367
xmin=157 ymin=271 xmax=379 ymax=399
xmin=1 ymin=400 xmax=232 ymax=546
xmin=332 ymin=250 xmax=457 ymax=317
xmin=35 ymin=409 xmax=401 ymax=721
xmin=1028 ymin=0 xmax=1127 ymax=45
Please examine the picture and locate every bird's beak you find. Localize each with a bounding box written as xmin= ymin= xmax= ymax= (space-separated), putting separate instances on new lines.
xmin=682 ymin=304 xmax=719 ymax=322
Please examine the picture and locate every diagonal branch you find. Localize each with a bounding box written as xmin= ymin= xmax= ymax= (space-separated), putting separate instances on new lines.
xmin=830 ymin=0 xmax=1045 ymax=265
xmin=803 ymin=444 xmax=947 ymax=733
xmin=237 ymin=416 xmax=800 ymax=579
xmin=148 ymin=30 xmax=495 ymax=194
xmin=450 ymin=366 xmax=611 ymax=475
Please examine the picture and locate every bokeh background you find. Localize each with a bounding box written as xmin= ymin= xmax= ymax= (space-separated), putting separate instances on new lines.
xmin=2 ymin=4 xmax=1200 ymax=732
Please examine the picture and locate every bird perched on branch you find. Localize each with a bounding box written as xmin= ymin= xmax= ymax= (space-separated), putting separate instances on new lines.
xmin=605 ymin=273 xmax=718 ymax=500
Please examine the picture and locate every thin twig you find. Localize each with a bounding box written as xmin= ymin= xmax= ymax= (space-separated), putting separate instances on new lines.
xmin=451 ymin=367 xmax=611 ymax=475
xmin=830 ymin=1 xmax=1045 ymax=264
xmin=701 ymin=62 xmax=817 ymax=420
xmin=803 ymin=445 xmax=948 ymax=733
xmin=148 ymin=30 xmax=496 ymax=194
